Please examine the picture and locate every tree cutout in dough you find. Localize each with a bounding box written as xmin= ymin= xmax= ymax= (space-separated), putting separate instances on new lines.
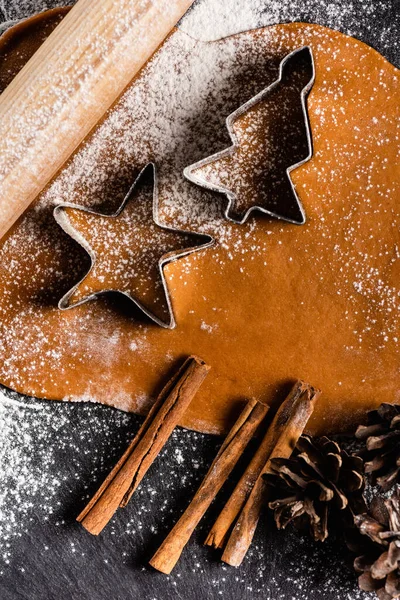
xmin=54 ymin=163 xmax=214 ymax=329
xmin=184 ymin=46 xmax=315 ymax=225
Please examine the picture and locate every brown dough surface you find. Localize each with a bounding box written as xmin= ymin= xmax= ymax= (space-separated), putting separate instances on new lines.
xmin=0 ymin=10 xmax=398 ymax=435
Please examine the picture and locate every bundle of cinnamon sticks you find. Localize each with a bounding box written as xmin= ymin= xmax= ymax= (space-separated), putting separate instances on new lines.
xmin=77 ymin=355 xmax=320 ymax=575
xmin=150 ymin=379 xmax=320 ymax=573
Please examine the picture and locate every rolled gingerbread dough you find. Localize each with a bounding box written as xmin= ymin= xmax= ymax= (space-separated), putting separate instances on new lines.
xmin=0 ymin=9 xmax=398 ymax=435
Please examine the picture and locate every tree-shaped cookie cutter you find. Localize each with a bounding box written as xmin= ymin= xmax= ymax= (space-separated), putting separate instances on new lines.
xmin=54 ymin=163 xmax=214 ymax=329
xmin=184 ymin=46 xmax=315 ymax=225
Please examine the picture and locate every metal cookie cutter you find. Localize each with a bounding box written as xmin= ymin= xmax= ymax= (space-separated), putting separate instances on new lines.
xmin=184 ymin=46 xmax=315 ymax=225
xmin=53 ymin=163 xmax=214 ymax=329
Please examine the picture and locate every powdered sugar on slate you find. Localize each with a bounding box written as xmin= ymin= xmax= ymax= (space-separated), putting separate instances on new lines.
xmin=0 ymin=387 xmax=373 ymax=599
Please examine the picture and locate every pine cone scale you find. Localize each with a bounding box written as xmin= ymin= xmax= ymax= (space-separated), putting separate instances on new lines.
xmin=358 ymin=570 xmax=382 ymax=592
xmin=278 ymin=464 xmax=309 ymax=489
xmin=354 ymin=513 xmax=386 ymax=544
xmin=385 ymin=570 xmax=400 ymax=598
xmin=371 ymin=546 xmax=398 ymax=580
xmin=378 ymin=469 xmax=400 ymax=493
xmin=368 ymin=432 xmax=400 ymax=451
xmin=308 ymin=479 xmax=335 ymax=503
xmin=365 ymin=455 xmax=389 ymax=474
xmin=357 ymin=423 xmax=390 ymax=440
xmin=341 ymin=467 xmax=364 ymax=492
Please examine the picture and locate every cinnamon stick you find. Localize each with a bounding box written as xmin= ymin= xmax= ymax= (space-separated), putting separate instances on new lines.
xmin=149 ymin=398 xmax=269 ymax=574
xmin=221 ymin=380 xmax=320 ymax=567
xmin=77 ymin=355 xmax=210 ymax=535
xmin=205 ymin=408 xmax=279 ymax=549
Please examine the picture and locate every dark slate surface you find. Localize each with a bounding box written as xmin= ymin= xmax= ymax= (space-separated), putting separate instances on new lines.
xmin=0 ymin=400 xmax=367 ymax=600
xmin=0 ymin=1 xmax=398 ymax=599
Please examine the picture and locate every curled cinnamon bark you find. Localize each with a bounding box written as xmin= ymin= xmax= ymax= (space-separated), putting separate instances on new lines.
xmin=77 ymin=355 xmax=210 ymax=535
xmin=221 ymin=380 xmax=320 ymax=567
xmin=206 ymin=403 xmax=285 ymax=549
xmin=149 ymin=398 xmax=269 ymax=574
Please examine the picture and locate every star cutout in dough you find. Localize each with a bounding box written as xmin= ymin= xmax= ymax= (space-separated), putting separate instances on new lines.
xmin=184 ymin=46 xmax=315 ymax=225
xmin=54 ymin=163 xmax=214 ymax=328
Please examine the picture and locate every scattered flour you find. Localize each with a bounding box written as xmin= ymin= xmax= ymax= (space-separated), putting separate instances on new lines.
xmin=0 ymin=389 xmax=67 ymax=567
xmin=181 ymin=0 xmax=398 ymax=60
xmin=0 ymin=385 xmax=373 ymax=598
xmin=0 ymin=2 xmax=397 ymax=598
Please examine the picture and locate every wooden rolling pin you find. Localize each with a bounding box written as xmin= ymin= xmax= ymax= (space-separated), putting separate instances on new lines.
xmin=0 ymin=0 xmax=194 ymax=240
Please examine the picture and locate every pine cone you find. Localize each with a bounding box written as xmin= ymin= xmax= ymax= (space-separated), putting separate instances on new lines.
xmin=354 ymin=488 xmax=400 ymax=600
xmin=264 ymin=434 xmax=366 ymax=542
xmin=356 ymin=403 xmax=400 ymax=492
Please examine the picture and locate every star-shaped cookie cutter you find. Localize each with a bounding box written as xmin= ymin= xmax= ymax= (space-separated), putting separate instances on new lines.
xmin=53 ymin=163 xmax=214 ymax=329
xmin=184 ymin=46 xmax=315 ymax=225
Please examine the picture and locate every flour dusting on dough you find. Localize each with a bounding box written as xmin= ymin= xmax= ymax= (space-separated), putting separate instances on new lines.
xmin=0 ymin=8 xmax=398 ymax=433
